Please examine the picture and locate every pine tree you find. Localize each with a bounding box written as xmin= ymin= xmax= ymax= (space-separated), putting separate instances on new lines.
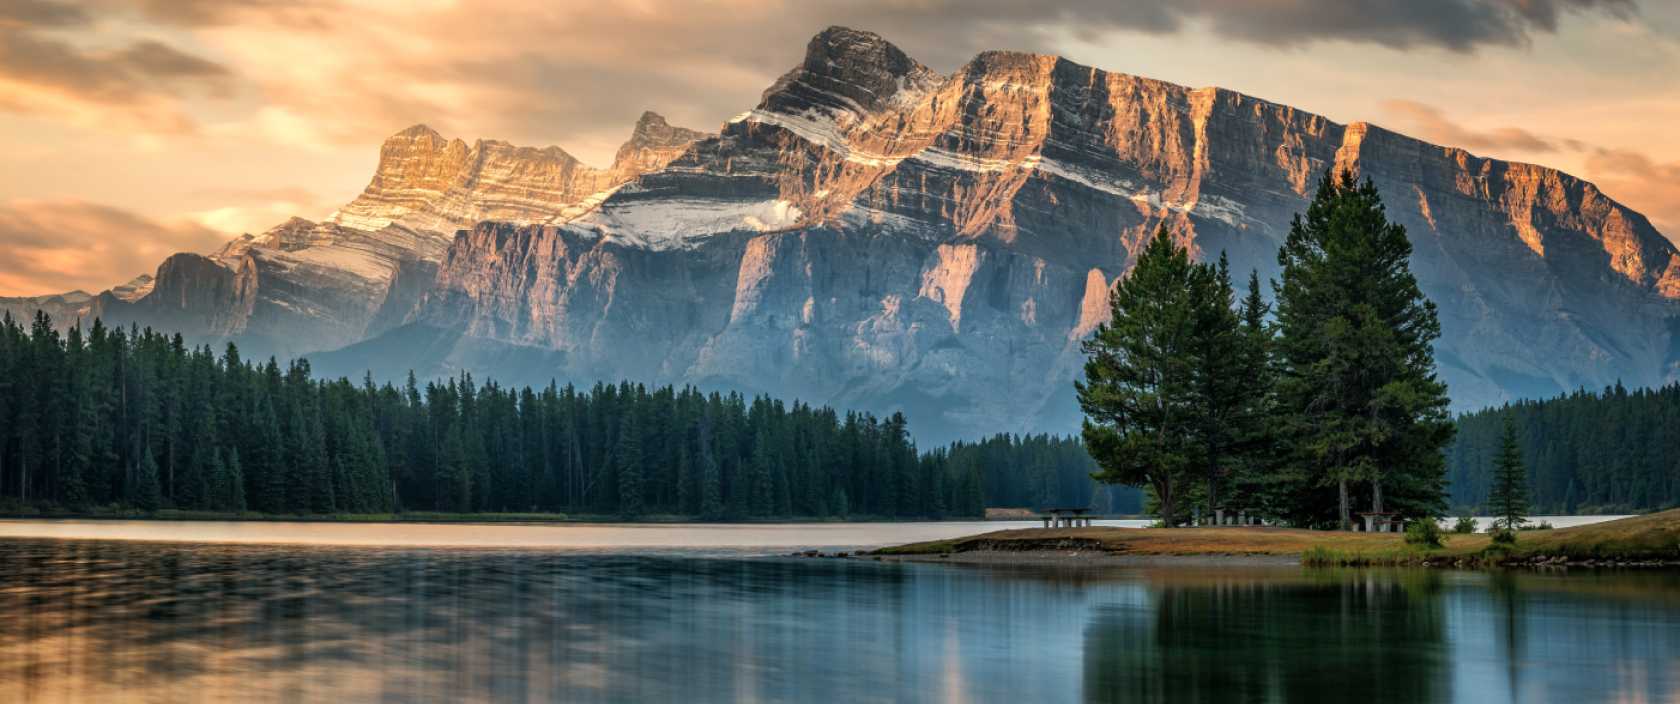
xmin=134 ymin=446 xmax=163 ymax=511
xmin=615 ymin=409 xmax=645 ymax=516
xmin=223 ymin=447 xmax=248 ymax=513
xmin=1077 ymin=227 xmax=1207 ymax=527
xmin=1272 ymin=170 xmax=1454 ymax=528
xmin=1488 ymin=414 xmax=1528 ymax=531
xmin=749 ymin=425 xmax=775 ymax=517
xmin=1189 ymin=253 xmax=1249 ymax=522
xmin=249 ymin=400 xmax=287 ymax=513
xmin=442 ymin=424 xmax=471 ymax=512
xmin=1231 ymin=270 xmax=1279 ymax=517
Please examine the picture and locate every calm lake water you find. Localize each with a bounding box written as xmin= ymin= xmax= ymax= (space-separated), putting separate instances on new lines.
xmin=0 ymin=520 xmax=1673 ymax=703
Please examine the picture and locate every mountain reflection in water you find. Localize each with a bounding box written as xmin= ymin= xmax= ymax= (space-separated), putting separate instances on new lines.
xmin=1 ymin=539 xmax=1676 ymax=703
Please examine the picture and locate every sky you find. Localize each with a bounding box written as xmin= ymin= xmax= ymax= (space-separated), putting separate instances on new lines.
xmin=2 ymin=0 xmax=1677 ymax=296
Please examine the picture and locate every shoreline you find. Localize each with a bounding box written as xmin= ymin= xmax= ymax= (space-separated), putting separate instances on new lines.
xmin=867 ymin=511 xmax=1680 ymax=569
xmin=868 ymin=550 xmax=1300 ymax=567
xmin=0 ymin=510 xmax=1146 ymax=528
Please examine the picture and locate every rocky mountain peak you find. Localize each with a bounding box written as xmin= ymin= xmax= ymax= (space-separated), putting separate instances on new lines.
xmin=760 ymin=26 xmax=941 ymax=117
xmin=325 ymin=111 xmax=704 ymax=237
xmin=611 ymin=111 xmax=709 ymax=179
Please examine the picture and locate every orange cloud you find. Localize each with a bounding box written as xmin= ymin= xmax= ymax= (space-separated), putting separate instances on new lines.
xmin=0 ymin=199 xmax=229 ymax=296
xmin=0 ymin=10 xmax=234 ymax=133
xmin=1379 ymin=99 xmax=1556 ymax=154
xmin=4 ymin=1 xmax=1643 ymax=155
xmin=1583 ymin=148 xmax=1680 ymax=239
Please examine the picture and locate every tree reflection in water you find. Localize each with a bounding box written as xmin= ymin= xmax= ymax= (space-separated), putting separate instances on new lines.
xmin=1082 ymin=569 xmax=1450 ymax=703
xmin=1 ymin=539 xmax=1677 ymax=703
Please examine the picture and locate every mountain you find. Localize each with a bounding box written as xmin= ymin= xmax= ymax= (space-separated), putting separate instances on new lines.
xmin=79 ymin=111 xmax=709 ymax=358
xmin=43 ymin=27 xmax=1680 ymax=443
xmin=1 ymin=274 xmax=151 ymax=326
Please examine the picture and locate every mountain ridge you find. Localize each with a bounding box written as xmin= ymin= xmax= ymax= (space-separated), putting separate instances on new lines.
xmin=12 ymin=26 xmax=1680 ymax=443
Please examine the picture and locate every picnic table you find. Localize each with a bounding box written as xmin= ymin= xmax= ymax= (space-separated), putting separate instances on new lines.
xmin=1041 ymin=507 xmax=1093 ymax=528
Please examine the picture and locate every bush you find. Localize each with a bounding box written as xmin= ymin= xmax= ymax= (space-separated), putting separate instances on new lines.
xmin=1479 ymin=541 xmax=1516 ymax=565
xmin=1490 ymin=528 xmax=1517 ymax=545
xmin=1452 ymin=515 xmax=1478 ymax=534
xmin=1522 ymin=521 xmax=1554 ymax=531
xmin=1405 ymin=519 xmax=1444 ymax=548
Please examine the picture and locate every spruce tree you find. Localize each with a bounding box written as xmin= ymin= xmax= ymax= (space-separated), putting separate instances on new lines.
xmin=1230 ymin=270 xmax=1278 ymax=518
xmin=1487 ymin=413 xmax=1528 ymax=531
xmin=443 ymin=424 xmax=472 ymax=512
xmin=1077 ymin=227 xmax=1206 ymax=526
xmin=1189 ymin=253 xmax=1248 ymax=522
xmin=616 ymin=410 xmax=645 ymax=516
xmin=134 ymin=447 xmax=163 ymax=511
xmin=223 ymin=447 xmax=248 ymax=513
xmin=749 ymin=426 xmax=775 ymax=517
xmin=1272 ymin=170 xmax=1454 ymax=528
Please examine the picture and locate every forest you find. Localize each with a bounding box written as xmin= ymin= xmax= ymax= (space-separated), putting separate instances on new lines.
xmin=0 ymin=310 xmax=1129 ymax=519
xmin=1448 ymin=382 xmax=1680 ymax=514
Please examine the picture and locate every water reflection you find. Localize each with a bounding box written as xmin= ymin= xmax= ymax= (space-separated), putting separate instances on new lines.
xmin=1083 ymin=570 xmax=1450 ymax=703
xmin=0 ymin=539 xmax=1676 ymax=702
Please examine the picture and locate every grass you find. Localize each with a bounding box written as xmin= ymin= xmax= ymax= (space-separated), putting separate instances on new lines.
xmin=878 ymin=509 xmax=1680 ymax=567
xmin=877 ymin=525 xmax=1421 ymax=557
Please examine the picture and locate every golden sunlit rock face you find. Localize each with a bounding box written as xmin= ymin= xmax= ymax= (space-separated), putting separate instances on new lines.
xmin=19 ymin=27 xmax=1680 ymax=442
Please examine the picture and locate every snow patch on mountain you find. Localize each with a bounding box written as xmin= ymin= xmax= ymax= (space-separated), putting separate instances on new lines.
xmin=573 ymin=198 xmax=804 ymax=249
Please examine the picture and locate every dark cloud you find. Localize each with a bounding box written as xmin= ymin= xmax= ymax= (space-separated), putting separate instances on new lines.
xmin=1379 ymin=100 xmax=1557 ymax=153
xmin=0 ymin=200 xmax=226 ymax=296
xmin=0 ymin=0 xmax=89 ymax=28
xmin=0 ymin=4 xmax=234 ymax=132
xmin=0 ymin=0 xmax=1641 ymax=148
xmin=1159 ymin=0 xmax=1635 ymax=52
xmin=793 ymin=0 xmax=1640 ymax=64
xmin=384 ymin=0 xmax=1643 ymax=151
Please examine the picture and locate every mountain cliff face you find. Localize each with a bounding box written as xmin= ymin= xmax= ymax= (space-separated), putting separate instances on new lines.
xmin=55 ymin=27 xmax=1680 ymax=442
xmin=89 ymin=111 xmax=709 ymax=358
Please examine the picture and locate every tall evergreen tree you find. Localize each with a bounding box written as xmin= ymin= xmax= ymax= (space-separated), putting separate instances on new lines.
xmin=1272 ymin=170 xmax=1454 ymax=528
xmin=615 ymin=409 xmax=645 ymax=516
xmin=1487 ymin=414 xmax=1528 ymax=531
xmin=1188 ymin=253 xmax=1251 ymax=522
xmin=749 ymin=425 xmax=775 ymax=517
xmin=1077 ymin=227 xmax=1207 ymax=526
xmin=134 ymin=446 xmax=163 ymax=511
xmin=1229 ymin=270 xmax=1280 ymax=517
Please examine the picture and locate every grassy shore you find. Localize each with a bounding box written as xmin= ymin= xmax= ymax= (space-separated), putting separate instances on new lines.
xmin=875 ymin=509 xmax=1680 ymax=567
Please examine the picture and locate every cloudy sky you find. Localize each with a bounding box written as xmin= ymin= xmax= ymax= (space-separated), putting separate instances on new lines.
xmin=2 ymin=0 xmax=1677 ymax=295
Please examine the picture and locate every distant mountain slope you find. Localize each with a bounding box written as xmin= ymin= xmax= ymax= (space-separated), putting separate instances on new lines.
xmin=30 ymin=27 xmax=1680 ymax=443
xmin=85 ymin=111 xmax=709 ymax=359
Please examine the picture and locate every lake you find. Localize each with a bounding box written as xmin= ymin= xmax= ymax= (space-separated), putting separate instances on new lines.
xmin=0 ymin=519 xmax=1674 ymax=703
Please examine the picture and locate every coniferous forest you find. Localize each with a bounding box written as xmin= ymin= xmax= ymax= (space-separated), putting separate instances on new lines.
xmin=1447 ymin=383 xmax=1680 ymax=515
xmin=0 ymin=310 xmax=1129 ymax=519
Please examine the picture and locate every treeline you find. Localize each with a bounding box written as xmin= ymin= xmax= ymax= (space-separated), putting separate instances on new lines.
xmin=960 ymin=434 xmax=1143 ymax=514
xmin=0 ymin=311 xmax=1113 ymax=519
xmin=1448 ymin=382 xmax=1680 ymax=514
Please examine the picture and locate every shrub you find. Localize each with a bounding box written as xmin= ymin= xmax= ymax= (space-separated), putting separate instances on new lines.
xmin=1490 ymin=528 xmax=1517 ymax=545
xmin=1479 ymin=541 xmax=1516 ymax=565
xmin=1452 ymin=515 xmax=1478 ymax=534
xmin=1405 ymin=519 xmax=1444 ymax=548
xmin=1523 ymin=521 xmax=1554 ymax=531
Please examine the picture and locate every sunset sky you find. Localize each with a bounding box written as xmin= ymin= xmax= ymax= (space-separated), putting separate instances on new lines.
xmin=2 ymin=0 xmax=1677 ymax=296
